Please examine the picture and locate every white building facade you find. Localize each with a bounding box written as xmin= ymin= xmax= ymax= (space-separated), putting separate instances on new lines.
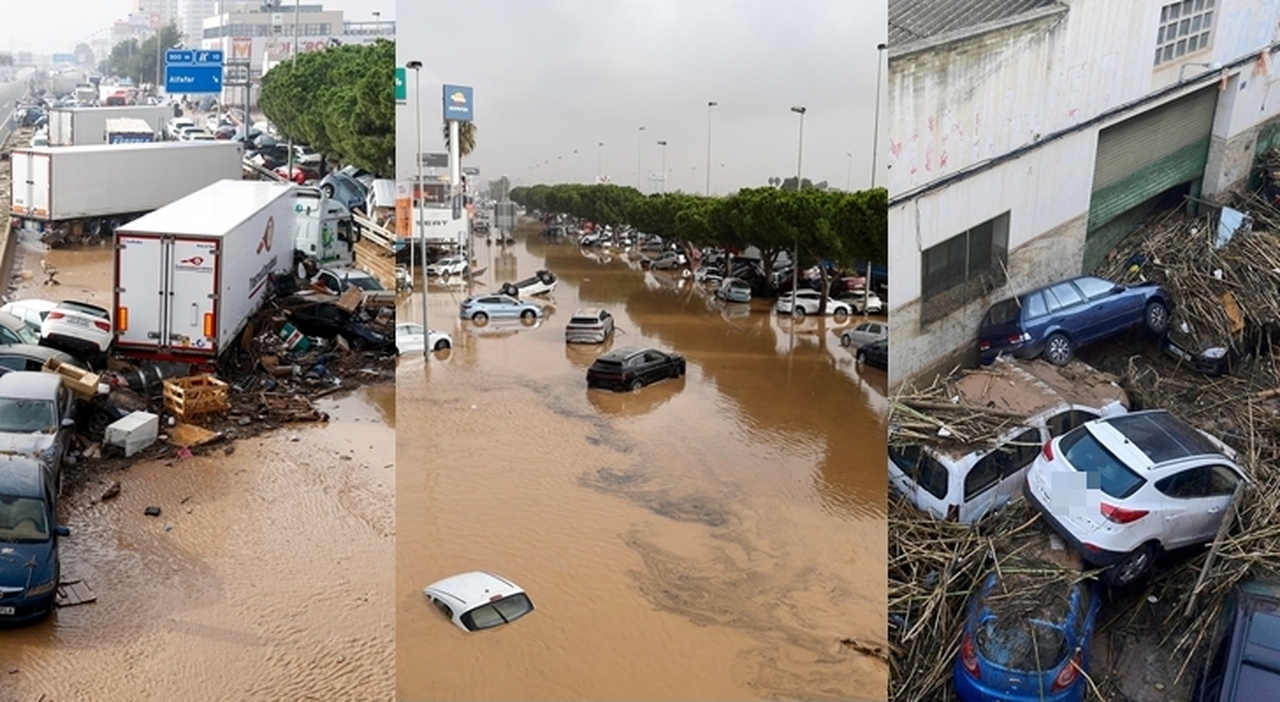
xmin=886 ymin=0 xmax=1280 ymax=387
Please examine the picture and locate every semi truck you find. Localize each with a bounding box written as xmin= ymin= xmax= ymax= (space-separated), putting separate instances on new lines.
xmin=113 ymin=180 xmax=355 ymax=363
xmin=104 ymin=117 xmax=155 ymax=144
xmin=9 ymin=141 xmax=243 ymax=245
xmin=47 ymin=104 xmax=170 ymax=146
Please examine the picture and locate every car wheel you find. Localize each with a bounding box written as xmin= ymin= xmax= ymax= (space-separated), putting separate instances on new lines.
xmin=1043 ymin=333 xmax=1073 ymax=366
xmin=793 ymin=306 xmax=806 ymax=319
xmin=347 ymin=334 xmax=368 ymax=351
xmin=628 ymin=378 xmax=644 ymax=392
xmin=833 ymin=307 xmax=849 ymax=321
xmin=1144 ymin=301 xmax=1170 ymax=334
xmin=433 ymin=339 xmax=450 ymax=351
xmin=472 ymin=311 xmax=488 ymax=324
xmin=1105 ymin=544 xmax=1155 ymax=587
xmin=321 ymin=184 xmax=335 ymax=198
xmin=840 ymin=333 xmax=852 ymax=347
xmin=856 ymin=349 xmax=866 ymax=363
xmin=520 ymin=309 xmax=536 ymax=320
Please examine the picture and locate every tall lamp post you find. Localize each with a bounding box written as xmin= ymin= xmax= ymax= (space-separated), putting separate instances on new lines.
xmin=597 ymin=141 xmax=603 ymax=183
xmin=287 ymin=0 xmax=300 ymax=182
xmin=872 ymin=42 xmax=886 ymax=187
xmin=789 ymin=105 xmax=806 ymax=303
xmin=657 ymin=140 xmax=667 ymax=193
xmin=636 ymin=125 xmax=645 ymax=190
xmin=706 ymin=101 xmax=717 ymax=195
xmin=407 ymin=60 xmax=426 ymax=359
xmin=846 ymin=151 xmax=853 ymax=191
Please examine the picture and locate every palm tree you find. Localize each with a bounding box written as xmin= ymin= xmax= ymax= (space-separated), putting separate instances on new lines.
xmin=443 ymin=121 xmax=477 ymax=162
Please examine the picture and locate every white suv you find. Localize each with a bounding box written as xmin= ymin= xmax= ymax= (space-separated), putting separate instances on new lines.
xmin=1025 ymin=409 xmax=1246 ymax=587
xmin=426 ymin=255 xmax=468 ymax=278
xmin=40 ymin=301 xmax=113 ymax=367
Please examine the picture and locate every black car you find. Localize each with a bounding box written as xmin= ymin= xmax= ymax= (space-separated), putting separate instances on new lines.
xmin=586 ymin=346 xmax=686 ymax=392
xmin=1192 ymin=580 xmax=1280 ymax=701
xmin=856 ymin=338 xmax=888 ymax=370
xmin=287 ymin=303 xmax=394 ymax=352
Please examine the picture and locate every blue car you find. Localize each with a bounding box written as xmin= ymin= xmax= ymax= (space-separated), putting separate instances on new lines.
xmin=978 ymin=275 xmax=1170 ymax=366
xmin=0 ymin=454 xmax=70 ymax=625
xmin=459 ymin=294 xmax=544 ymax=324
xmin=1192 ymin=580 xmax=1280 ymax=701
xmin=954 ymin=571 xmax=1101 ymax=702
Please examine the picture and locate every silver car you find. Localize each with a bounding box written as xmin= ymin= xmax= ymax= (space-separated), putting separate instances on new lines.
xmin=459 ymin=294 xmax=544 ymax=323
xmin=0 ymin=372 xmax=77 ymax=495
xmin=840 ymin=321 xmax=889 ymax=348
xmin=565 ymin=307 xmax=615 ymax=344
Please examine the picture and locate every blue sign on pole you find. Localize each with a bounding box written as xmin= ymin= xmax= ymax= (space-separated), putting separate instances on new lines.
xmin=165 ymin=50 xmax=224 ymax=94
xmin=442 ymin=84 xmax=474 ymax=122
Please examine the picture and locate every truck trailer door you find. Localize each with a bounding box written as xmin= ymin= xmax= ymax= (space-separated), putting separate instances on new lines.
xmin=10 ymin=151 xmax=50 ymax=219
xmin=167 ymin=238 xmax=220 ymax=354
xmin=115 ymin=236 xmax=219 ymax=355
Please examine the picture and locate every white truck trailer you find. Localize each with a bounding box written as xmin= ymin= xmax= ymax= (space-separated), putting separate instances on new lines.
xmin=104 ymin=117 xmax=156 ymax=144
xmin=47 ymin=104 xmax=171 ymax=146
xmin=112 ymin=180 xmax=297 ymax=363
xmin=9 ymin=140 xmax=243 ymax=245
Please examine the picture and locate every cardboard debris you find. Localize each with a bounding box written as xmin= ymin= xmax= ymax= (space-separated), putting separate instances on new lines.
xmin=42 ymin=357 xmax=101 ymax=400
xmin=336 ymin=286 xmax=362 ymax=313
xmin=166 ymin=422 xmax=220 ymax=448
xmin=1222 ymin=290 xmax=1244 ymax=334
xmin=56 ymin=579 xmax=97 ymax=607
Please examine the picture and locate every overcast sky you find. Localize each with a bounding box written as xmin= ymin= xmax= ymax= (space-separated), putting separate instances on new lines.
xmin=396 ymin=0 xmax=888 ymax=195
xmin=0 ymin=0 xmax=393 ymax=55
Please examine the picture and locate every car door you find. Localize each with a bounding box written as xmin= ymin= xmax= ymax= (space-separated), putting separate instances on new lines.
xmin=1073 ymin=276 xmax=1126 ymax=337
xmin=1154 ymin=466 xmax=1227 ymax=548
xmin=1047 ymin=281 xmax=1092 ymax=341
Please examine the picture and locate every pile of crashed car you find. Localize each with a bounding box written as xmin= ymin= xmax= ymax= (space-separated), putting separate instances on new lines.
xmin=888 ymin=197 xmax=1280 ymax=700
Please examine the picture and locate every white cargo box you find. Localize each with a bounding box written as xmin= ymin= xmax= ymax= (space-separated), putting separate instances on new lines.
xmin=105 ymin=411 xmax=159 ymax=457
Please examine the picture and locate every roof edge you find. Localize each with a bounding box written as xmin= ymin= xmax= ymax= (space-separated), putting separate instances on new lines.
xmin=889 ymin=3 xmax=1070 ymax=61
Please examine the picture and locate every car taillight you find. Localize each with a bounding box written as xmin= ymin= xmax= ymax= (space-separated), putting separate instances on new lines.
xmin=47 ymin=311 xmax=64 ymax=320
xmin=959 ymin=631 xmax=980 ymax=676
xmin=1050 ymin=649 xmax=1082 ymax=691
xmin=93 ymin=319 xmax=111 ymax=332
xmin=1082 ymin=542 xmax=1102 ymax=554
xmin=978 ymin=340 xmax=991 ymax=351
xmin=1101 ymin=503 xmax=1148 ymax=524
xmin=1009 ymin=333 xmax=1029 ymax=344
xmin=1042 ymin=439 xmax=1054 ymax=462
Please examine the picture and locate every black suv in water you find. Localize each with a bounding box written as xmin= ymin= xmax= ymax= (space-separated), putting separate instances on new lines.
xmin=586 ymin=346 xmax=686 ymax=392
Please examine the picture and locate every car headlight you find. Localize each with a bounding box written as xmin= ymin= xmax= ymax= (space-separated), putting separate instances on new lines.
xmin=26 ymin=576 xmax=57 ymax=597
xmin=1203 ymin=347 xmax=1227 ymax=359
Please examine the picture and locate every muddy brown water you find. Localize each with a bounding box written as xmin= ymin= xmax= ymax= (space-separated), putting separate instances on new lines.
xmin=0 ymin=243 xmax=395 ymax=700
xmin=397 ymin=221 xmax=888 ymax=700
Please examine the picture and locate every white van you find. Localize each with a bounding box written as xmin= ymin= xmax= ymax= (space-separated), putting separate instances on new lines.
xmin=888 ymin=357 xmax=1129 ymax=523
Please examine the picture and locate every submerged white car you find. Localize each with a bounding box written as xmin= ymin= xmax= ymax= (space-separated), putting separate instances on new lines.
xmin=426 ymin=255 xmax=469 ymax=278
xmin=424 ymin=571 xmax=534 ymax=631
xmin=396 ymin=322 xmax=451 ymax=354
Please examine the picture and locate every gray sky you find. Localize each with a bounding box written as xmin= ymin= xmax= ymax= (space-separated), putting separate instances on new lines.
xmin=0 ymin=1 xmax=393 ymax=55
xmin=396 ymin=0 xmax=887 ymax=194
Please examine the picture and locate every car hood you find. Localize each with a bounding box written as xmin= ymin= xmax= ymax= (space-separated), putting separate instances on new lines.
xmin=0 ymin=541 xmax=54 ymax=591
xmin=0 ymin=433 xmax=56 ymax=460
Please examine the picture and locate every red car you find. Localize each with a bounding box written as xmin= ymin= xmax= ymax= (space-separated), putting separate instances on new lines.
xmin=275 ymin=164 xmax=320 ymax=184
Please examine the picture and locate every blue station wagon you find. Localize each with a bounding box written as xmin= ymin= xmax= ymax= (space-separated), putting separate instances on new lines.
xmin=979 ymin=276 xmax=1170 ymax=366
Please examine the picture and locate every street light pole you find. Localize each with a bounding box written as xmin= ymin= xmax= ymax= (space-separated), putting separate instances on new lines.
xmin=657 ymin=140 xmax=667 ymax=193
xmin=706 ymin=101 xmax=717 ymax=196
xmin=407 ymin=60 xmax=426 ymax=359
xmin=597 ymin=141 xmax=603 ymax=183
xmin=790 ymin=105 xmax=806 ymax=303
xmin=846 ymin=151 xmax=853 ymax=191
xmin=872 ymin=42 xmax=887 ymax=188
xmin=288 ymin=0 xmax=299 ymax=182
xmin=637 ymin=125 xmax=645 ymax=190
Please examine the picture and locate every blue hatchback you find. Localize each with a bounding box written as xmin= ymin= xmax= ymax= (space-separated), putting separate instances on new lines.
xmin=0 ymin=454 xmax=69 ymax=625
xmin=978 ymin=275 xmax=1170 ymax=366
xmin=954 ymin=571 xmax=1101 ymax=702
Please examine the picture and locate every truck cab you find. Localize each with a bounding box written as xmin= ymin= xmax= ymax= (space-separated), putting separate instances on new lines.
xmin=293 ymin=187 xmax=354 ymax=276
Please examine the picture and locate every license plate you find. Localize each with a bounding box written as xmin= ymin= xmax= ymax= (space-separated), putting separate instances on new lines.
xmin=65 ymin=316 xmax=89 ymax=327
xmin=0 ymin=606 xmax=14 ymax=616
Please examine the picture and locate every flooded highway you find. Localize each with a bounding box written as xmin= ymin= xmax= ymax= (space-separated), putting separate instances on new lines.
xmin=397 ymin=219 xmax=889 ymax=700
xmin=0 ymin=243 xmax=395 ymax=700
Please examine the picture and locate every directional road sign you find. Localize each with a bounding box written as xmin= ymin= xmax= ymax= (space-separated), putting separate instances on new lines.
xmin=165 ymin=49 xmax=224 ymax=94
xmin=395 ymin=67 xmax=406 ymax=103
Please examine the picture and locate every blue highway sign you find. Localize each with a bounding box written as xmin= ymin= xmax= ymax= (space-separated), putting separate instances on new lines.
xmin=165 ymin=49 xmax=224 ymax=94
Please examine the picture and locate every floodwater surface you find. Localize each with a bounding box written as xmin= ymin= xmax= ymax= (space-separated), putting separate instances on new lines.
xmin=398 ymin=220 xmax=889 ymax=700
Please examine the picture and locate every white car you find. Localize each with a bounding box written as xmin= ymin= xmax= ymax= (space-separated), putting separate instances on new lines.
xmin=424 ymin=571 xmax=534 ymax=631
xmin=1 ymin=299 xmax=57 ymax=335
xmin=39 ymin=301 xmax=113 ymax=365
xmin=498 ymin=270 xmax=558 ymax=298
xmin=312 ymin=267 xmax=396 ymax=307
xmin=426 ymin=255 xmax=469 ymax=278
xmin=838 ymin=290 xmax=884 ymax=314
xmin=1025 ymin=409 xmax=1246 ymax=587
xmin=775 ymin=290 xmax=851 ymax=317
xmin=396 ymin=322 xmax=451 ymax=354
xmin=166 ymin=117 xmax=195 ymax=140
xmin=839 ymin=320 xmax=889 ymax=348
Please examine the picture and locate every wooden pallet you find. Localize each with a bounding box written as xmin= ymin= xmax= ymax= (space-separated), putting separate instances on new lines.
xmin=56 ymin=578 xmax=96 ymax=607
xmin=163 ymin=375 xmax=230 ymax=421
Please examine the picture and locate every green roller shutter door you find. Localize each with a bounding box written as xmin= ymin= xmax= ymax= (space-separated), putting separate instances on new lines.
xmin=1088 ymin=87 xmax=1218 ymax=233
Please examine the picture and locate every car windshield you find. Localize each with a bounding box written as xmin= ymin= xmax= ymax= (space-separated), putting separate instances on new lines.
xmin=0 ymin=494 xmax=50 ymax=542
xmin=461 ymin=593 xmax=534 ymax=631
xmin=1061 ymin=426 xmax=1146 ymax=499
xmin=346 ymin=276 xmax=384 ymax=292
xmin=0 ymin=398 xmax=57 ymax=433
xmin=14 ymin=327 xmax=37 ymax=345
xmin=398 ymin=324 xmax=423 ymax=338
xmin=983 ymin=298 xmax=1021 ymax=327
xmin=974 ymin=573 xmax=1076 ymax=669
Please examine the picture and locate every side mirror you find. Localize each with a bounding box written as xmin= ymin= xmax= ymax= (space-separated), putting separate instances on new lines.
xmin=1112 ymin=285 xmax=1125 ymax=294
xmin=55 ymin=525 xmax=70 ymax=537
xmin=61 ymin=418 xmax=76 ymax=428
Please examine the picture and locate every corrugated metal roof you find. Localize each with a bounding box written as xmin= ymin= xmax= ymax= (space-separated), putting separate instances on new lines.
xmin=889 ymin=0 xmax=1062 ymax=47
